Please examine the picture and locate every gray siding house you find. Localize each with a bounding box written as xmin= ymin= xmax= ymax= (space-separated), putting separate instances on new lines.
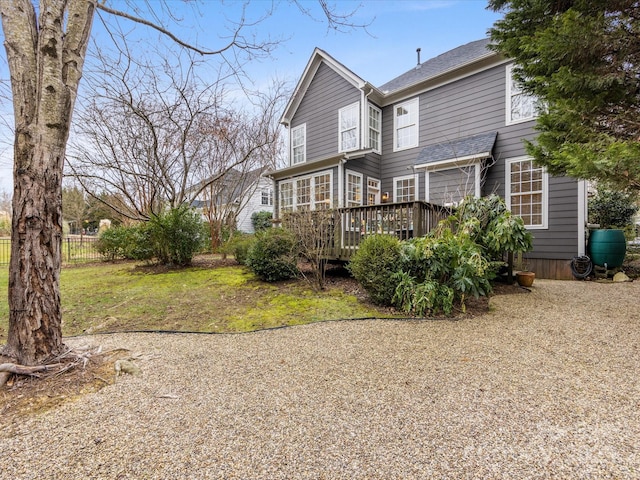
xmin=269 ymin=39 xmax=588 ymax=279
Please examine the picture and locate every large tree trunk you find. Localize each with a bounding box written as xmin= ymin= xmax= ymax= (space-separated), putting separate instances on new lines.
xmin=0 ymin=0 xmax=94 ymax=365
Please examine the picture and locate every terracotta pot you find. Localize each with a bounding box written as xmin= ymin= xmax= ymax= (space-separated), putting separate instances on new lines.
xmin=516 ymin=271 xmax=535 ymax=287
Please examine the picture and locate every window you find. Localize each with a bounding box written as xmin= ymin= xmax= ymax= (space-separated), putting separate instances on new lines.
xmin=506 ymin=157 xmax=548 ymax=229
xmin=291 ymin=124 xmax=306 ymax=164
xmin=368 ymin=104 xmax=382 ymax=153
xmin=261 ymin=188 xmax=273 ymax=206
xmin=339 ymin=102 xmax=360 ymax=152
xmin=367 ymin=178 xmax=380 ymax=205
xmin=280 ymin=182 xmax=294 ymax=213
xmin=346 ymin=171 xmax=363 ymax=207
xmin=394 ymin=98 xmax=419 ymax=151
xmin=278 ymin=171 xmax=333 ymax=212
xmin=314 ymin=173 xmax=332 ymax=210
xmin=394 ymin=175 xmax=417 ymax=202
xmin=296 ymin=177 xmax=311 ymax=211
xmin=506 ymin=64 xmax=539 ymax=125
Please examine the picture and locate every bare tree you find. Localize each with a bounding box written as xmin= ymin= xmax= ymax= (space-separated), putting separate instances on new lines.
xmin=0 ymin=0 xmax=367 ymax=367
xmin=197 ymin=82 xmax=287 ymax=251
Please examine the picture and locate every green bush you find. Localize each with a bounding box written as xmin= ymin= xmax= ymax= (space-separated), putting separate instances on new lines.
xmin=246 ymin=227 xmax=299 ymax=282
xmin=393 ymin=229 xmax=491 ymax=316
xmin=223 ymin=232 xmax=256 ymax=265
xmin=96 ymin=224 xmax=154 ymax=261
xmin=347 ymin=234 xmax=402 ymax=305
xmin=251 ymin=211 xmax=273 ymax=232
xmin=147 ymin=206 xmax=208 ymax=266
xmin=589 ymin=188 xmax=638 ymax=229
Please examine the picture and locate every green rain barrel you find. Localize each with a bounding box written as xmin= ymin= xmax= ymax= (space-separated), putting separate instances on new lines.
xmin=588 ymin=229 xmax=627 ymax=268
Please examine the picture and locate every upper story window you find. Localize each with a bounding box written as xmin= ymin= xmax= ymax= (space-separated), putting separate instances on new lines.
xmin=291 ymin=124 xmax=306 ymax=165
xmin=506 ymin=156 xmax=548 ymax=229
xmin=394 ymin=98 xmax=419 ymax=151
xmin=394 ymin=174 xmax=418 ymax=202
xmin=368 ymin=104 xmax=382 ymax=153
xmin=261 ymin=188 xmax=273 ymax=206
xmin=346 ymin=171 xmax=363 ymax=207
xmin=339 ymin=102 xmax=360 ymax=152
xmin=506 ymin=64 xmax=540 ymax=125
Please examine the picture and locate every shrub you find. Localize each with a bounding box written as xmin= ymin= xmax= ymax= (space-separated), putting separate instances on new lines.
xmin=347 ymin=234 xmax=402 ymax=305
xmin=589 ymin=188 xmax=638 ymax=229
xmin=96 ymin=224 xmax=154 ymax=261
xmin=223 ymin=232 xmax=256 ymax=265
xmin=251 ymin=211 xmax=273 ymax=232
xmin=96 ymin=226 xmax=129 ymax=261
xmin=147 ymin=206 xmax=208 ymax=266
xmin=246 ymin=227 xmax=299 ymax=282
xmin=393 ymin=229 xmax=491 ymax=315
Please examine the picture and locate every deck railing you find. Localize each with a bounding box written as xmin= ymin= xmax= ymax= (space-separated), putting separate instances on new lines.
xmin=279 ymin=201 xmax=451 ymax=261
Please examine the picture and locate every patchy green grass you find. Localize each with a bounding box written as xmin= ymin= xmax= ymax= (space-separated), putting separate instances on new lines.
xmin=0 ymin=259 xmax=393 ymax=343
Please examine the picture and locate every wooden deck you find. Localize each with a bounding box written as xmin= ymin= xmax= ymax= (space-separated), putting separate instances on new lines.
xmin=279 ymin=201 xmax=451 ymax=261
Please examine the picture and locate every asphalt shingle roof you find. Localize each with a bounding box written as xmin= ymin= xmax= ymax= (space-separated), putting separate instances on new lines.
xmin=415 ymin=131 xmax=497 ymax=166
xmin=379 ymin=38 xmax=492 ymax=93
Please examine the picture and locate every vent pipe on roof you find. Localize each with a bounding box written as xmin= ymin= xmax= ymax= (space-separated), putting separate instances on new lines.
xmin=416 ymin=48 xmax=421 ymax=66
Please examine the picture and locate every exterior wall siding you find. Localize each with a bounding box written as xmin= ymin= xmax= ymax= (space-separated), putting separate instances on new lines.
xmin=291 ymin=63 xmax=361 ymax=162
xmin=236 ymin=178 xmax=274 ymax=233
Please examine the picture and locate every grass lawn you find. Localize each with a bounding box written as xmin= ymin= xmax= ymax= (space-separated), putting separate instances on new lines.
xmin=0 ymin=257 xmax=394 ymax=343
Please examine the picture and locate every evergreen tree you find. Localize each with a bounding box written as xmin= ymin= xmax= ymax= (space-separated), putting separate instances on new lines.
xmin=489 ymin=0 xmax=640 ymax=192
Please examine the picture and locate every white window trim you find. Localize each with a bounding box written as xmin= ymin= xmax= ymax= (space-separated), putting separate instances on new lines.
xmin=278 ymin=170 xmax=334 ymax=212
xmin=505 ymin=156 xmax=549 ymax=230
xmin=505 ymin=64 xmax=538 ymax=126
xmin=339 ymin=102 xmax=360 ymax=153
xmin=345 ymin=170 xmax=363 ymax=207
xmin=393 ymin=98 xmax=419 ymax=152
xmin=367 ymin=177 xmax=381 ymax=205
xmin=368 ymin=103 xmax=382 ymax=154
xmin=393 ymin=173 xmax=419 ymax=202
xmin=291 ymin=123 xmax=306 ymax=165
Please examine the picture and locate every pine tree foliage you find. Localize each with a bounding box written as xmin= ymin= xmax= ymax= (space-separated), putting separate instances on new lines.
xmin=489 ymin=0 xmax=640 ymax=192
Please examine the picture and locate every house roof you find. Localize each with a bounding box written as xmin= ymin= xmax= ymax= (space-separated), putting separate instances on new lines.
xmin=280 ymin=48 xmax=383 ymax=125
xmin=415 ymin=131 xmax=498 ymax=168
xmin=379 ymin=38 xmax=494 ymax=94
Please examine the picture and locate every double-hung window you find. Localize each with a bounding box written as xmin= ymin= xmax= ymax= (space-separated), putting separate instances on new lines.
xmin=346 ymin=171 xmax=363 ymax=207
xmin=291 ymin=124 xmax=306 ymax=164
xmin=506 ymin=64 xmax=539 ymax=125
xmin=339 ymin=102 xmax=359 ymax=152
xmin=506 ymin=156 xmax=548 ymax=229
xmin=261 ymin=188 xmax=273 ymax=206
xmin=368 ymin=104 xmax=382 ymax=153
xmin=394 ymin=98 xmax=419 ymax=151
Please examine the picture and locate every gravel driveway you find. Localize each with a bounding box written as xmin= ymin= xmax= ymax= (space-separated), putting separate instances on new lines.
xmin=2 ymin=279 xmax=639 ymax=479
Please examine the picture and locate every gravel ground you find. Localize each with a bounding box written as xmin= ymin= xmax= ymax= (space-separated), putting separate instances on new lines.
xmin=2 ymin=279 xmax=639 ymax=479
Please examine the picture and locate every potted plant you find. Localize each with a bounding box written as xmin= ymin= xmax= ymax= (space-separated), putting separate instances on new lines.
xmin=514 ymin=251 xmax=535 ymax=287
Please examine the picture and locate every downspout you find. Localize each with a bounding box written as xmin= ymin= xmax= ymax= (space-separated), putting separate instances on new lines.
xmin=337 ymin=157 xmax=347 ymax=209
xmin=578 ymin=180 xmax=587 ymax=256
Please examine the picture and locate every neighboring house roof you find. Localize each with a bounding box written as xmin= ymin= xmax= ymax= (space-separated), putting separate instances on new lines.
xmin=415 ymin=131 xmax=498 ymax=169
xmin=191 ymin=167 xmax=267 ymax=207
xmin=379 ymin=38 xmax=494 ymax=94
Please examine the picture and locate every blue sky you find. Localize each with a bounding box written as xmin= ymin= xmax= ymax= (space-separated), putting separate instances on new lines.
xmin=0 ymin=0 xmax=502 ymax=193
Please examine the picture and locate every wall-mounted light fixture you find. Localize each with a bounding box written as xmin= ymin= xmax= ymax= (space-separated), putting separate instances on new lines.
xmin=381 ymin=192 xmax=389 ymax=203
